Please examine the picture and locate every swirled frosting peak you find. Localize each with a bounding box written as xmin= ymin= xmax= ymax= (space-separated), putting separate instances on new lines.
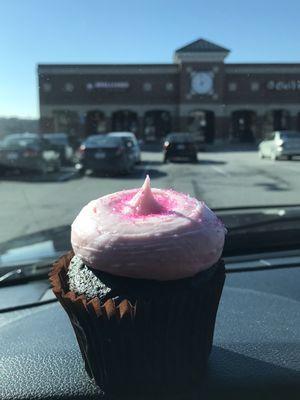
xmin=125 ymin=175 xmax=165 ymax=216
xmin=71 ymin=176 xmax=226 ymax=280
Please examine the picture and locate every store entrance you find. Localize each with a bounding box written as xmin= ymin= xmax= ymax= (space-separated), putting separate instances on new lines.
xmin=85 ymin=110 xmax=106 ymax=136
xmin=188 ymin=110 xmax=215 ymax=143
xmin=264 ymin=109 xmax=291 ymax=134
xmin=231 ymin=110 xmax=255 ymax=142
xmin=111 ymin=110 xmax=138 ymax=135
xmin=273 ymin=110 xmax=290 ymax=131
xmin=143 ymin=110 xmax=172 ymax=141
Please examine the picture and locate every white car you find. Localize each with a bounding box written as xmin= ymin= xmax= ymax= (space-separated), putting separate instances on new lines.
xmin=258 ymin=130 xmax=300 ymax=161
xmin=107 ymin=131 xmax=141 ymax=163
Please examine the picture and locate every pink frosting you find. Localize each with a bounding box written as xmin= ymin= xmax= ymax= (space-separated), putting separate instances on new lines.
xmin=71 ymin=176 xmax=226 ymax=280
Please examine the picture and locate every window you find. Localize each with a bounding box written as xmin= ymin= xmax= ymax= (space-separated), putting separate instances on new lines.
xmin=143 ymin=82 xmax=152 ymax=91
xmin=228 ymin=82 xmax=237 ymax=91
xmin=166 ymin=82 xmax=174 ymax=91
xmin=280 ymin=131 xmax=300 ymax=139
xmin=43 ymin=82 xmax=52 ymax=92
xmin=251 ymin=82 xmax=259 ymax=91
xmin=64 ymin=83 xmax=74 ymax=92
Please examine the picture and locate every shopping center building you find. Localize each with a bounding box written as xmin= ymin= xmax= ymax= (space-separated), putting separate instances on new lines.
xmin=38 ymin=38 xmax=300 ymax=143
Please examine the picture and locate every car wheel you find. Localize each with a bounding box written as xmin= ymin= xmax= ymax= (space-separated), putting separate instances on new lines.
xmin=270 ymin=151 xmax=277 ymax=161
xmin=190 ymin=155 xmax=198 ymax=163
xmin=287 ymin=155 xmax=292 ymax=161
xmin=0 ymin=166 xmax=7 ymax=177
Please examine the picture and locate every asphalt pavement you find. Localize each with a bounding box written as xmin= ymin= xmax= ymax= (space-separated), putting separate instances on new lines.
xmin=0 ymin=150 xmax=299 ymax=244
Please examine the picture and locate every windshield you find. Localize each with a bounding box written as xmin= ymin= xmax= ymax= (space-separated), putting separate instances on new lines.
xmin=85 ymin=135 xmax=122 ymax=147
xmin=280 ymin=131 xmax=300 ymax=139
xmin=1 ymin=1 xmax=300 ymax=279
xmin=167 ymin=133 xmax=195 ymax=142
xmin=1 ymin=136 xmax=39 ymax=148
xmin=43 ymin=135 xmax=68 ymax=145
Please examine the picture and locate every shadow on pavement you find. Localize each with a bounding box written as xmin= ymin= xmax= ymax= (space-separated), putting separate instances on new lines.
xmin=205 ymin=143 xmax=258 ymax=153
xmin=140 ymin=160 xmax=164 ymax=166
xmin=142 ymin=142 xmax=259 ymax=153
xmin=280 ymin=157 xmax=300 ymax=162
xmin=255 ymin=182 xmax=290 ymax=191
xmin=87 ymin=166 xmax=167 ymax=180
xmin=0 ymin=168 xmax=81 ymax=183
xmin=198 ymin=159 xmax=227 ymax=165
xmin=169 ymin=159 xmax=227 ymax=165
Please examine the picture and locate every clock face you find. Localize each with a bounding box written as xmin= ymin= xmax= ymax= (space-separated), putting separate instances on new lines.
xmin=191 ymin=72 xmax=213 ymax=95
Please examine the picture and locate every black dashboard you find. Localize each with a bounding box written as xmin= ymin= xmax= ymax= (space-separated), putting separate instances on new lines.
xmin=1 ymin=258 xmax=299 ymax=400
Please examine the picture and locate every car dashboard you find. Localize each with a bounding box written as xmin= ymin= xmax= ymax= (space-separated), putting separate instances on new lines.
xmin=0 ymin=251 xmax=299 ymax=400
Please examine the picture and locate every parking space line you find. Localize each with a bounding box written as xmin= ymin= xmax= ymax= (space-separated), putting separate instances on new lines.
xmin=211 ymin=166 xmax=230 ymax=177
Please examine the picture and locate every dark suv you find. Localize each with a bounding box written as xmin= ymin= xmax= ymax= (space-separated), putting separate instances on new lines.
xmin=76 ymin=134 xmax=136 ymax=175
xmin=163 ymin=133 xmax=198 ymax=163
xmin=0 ymin=133 xmax=61 ymax=174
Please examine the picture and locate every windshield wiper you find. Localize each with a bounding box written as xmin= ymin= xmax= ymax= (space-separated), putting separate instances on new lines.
xmin=229 ymin=216 xmax=300 ymax=233
xmin=0 ymin=268 xmax=22 ymax=283
xmin=0 ymin=260 xmax=53 ymax=286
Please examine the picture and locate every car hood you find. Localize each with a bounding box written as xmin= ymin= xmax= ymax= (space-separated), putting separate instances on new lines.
xmin=0 ymin=205 xmax=300 ymax=268
xmin=0 ymin=226 xmax=70 ymax=269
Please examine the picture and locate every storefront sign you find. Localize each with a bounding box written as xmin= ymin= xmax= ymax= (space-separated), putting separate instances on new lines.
xmin=267 ymin=80 xmax=300 ymax=91
xmin=86 ymin=81 xmax=129 ymax=90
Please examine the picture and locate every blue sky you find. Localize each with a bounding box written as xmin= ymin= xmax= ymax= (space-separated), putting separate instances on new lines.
xmin=1 ymin=0 xmax=300 ymax=118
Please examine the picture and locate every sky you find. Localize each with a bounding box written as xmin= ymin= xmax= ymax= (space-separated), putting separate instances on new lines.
xmin=1 ymin=0 xmax=300 ymax=119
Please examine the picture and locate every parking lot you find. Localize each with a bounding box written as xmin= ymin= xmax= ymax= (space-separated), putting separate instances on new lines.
xmin=0 ymin=150 xmax=299 ymax=244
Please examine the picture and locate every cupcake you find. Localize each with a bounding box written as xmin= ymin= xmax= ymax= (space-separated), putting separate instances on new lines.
xmin=50 ymin=176 xmax=226 ymax=396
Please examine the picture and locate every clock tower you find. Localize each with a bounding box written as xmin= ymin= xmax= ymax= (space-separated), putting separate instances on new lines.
xmin=175 ymin=38 xmax=229 ymax=102
xmin=174 ymin=38 xmax=230 ymax=142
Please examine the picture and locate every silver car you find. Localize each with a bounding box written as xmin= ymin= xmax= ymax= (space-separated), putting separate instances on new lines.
xmin=107 ymin=132 xmax=141 ymax=163
xmin=259 ymin=131 xmax=300 ymax=160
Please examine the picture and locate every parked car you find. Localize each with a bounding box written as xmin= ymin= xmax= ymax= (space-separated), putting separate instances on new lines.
xmin=76 ymin=134 xmax=136 ymax=175
xmin=0 ymin=133 xmax=61 ymax=175
xmin=42 ymin=133 xmax=74 ymax=165
xmin=163 ymin=133 xmax=198 ymax=163
xmin=107 ymin=131 xmax=141 ymax=163
xmin=259 ymin=130 xmax=300 ymax=160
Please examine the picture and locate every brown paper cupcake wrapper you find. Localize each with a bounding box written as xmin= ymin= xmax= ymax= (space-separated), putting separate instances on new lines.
xmin=49 ymin=251 xmax=225 ymax=395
